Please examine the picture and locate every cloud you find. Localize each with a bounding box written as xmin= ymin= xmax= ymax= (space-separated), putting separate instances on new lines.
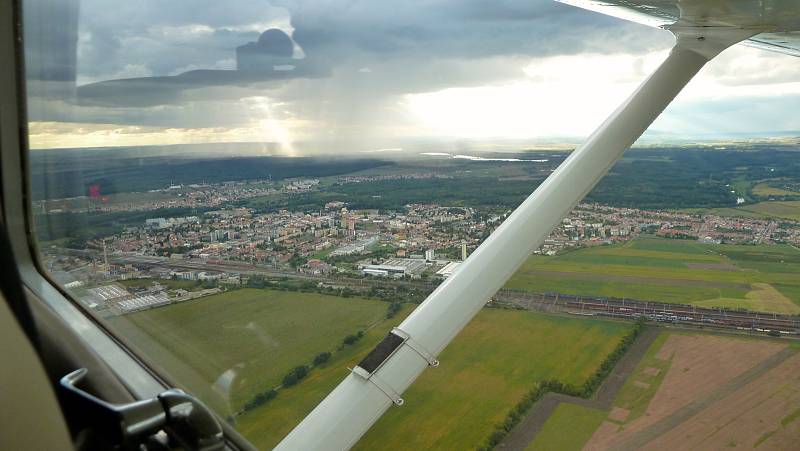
xmin=28 ymin=0 xmax=663 ymax=108
xmin=237 ymin=29 xmax=295 ymax=62
xmin=72 ymin=28 xmax=317 ymax=108
xmin=74 ymin=62 xmax=327 ymax=108
xmin=21 ymin=0 xmax=800 ymax=149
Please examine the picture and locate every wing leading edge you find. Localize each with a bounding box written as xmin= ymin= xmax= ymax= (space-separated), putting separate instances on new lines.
xmin=557 ymin=0 xmax=800 ymax=57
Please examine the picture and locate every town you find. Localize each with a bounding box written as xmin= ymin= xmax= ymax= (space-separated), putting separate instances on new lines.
xmin=38 ymin=176 xmax=800 ymax=316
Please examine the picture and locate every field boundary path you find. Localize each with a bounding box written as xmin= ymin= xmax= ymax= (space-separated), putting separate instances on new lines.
xmin=498 ymin=327 xmax=661 ymax=450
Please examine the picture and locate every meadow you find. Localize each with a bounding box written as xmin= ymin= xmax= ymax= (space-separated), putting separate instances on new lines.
xmin=752 ymin=181 xmax=800 ymax=197
xmin=525 ymin=403 xmax=607 ymax=451
xmin=236 ymin=309 xmax=632 ymax=450
xmin=234 ymin=304 xmax=417 ymax=447
xmin=505 ymin=237 xmax=800 ymax=314
xmin=108 ymin=288 xmax=387 ymax=413
xmin=741 ymin=201 xmax=800 ymax=220
xmin=709 ymin=200 xmax=800 ymax=221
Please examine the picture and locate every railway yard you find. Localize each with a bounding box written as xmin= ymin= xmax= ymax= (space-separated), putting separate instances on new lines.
xmin=57 ymin=243 xmax=796 ymax=338
xmin=496 ymin=291 xmax=800 ymax=335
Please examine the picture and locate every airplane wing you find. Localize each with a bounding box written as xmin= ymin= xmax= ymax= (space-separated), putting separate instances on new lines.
xmin=557 ymin=0 xmax=800 ymax=57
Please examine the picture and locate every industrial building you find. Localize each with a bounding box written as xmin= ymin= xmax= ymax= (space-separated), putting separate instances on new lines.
xmin=360 ymin=258 xmax=426 ymax=278
xmin=116 ymin=293 xmax=171 ymax=313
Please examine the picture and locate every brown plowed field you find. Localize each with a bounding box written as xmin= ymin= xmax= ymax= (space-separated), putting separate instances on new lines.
xmin=642 ymin=352 xmax=800 ymax=449
xmin=584 ymin=334 xmax=796 ymax=450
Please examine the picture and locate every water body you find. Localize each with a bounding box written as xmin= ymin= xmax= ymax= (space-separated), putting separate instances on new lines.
xmin=420 ymin=152 xmax=548 ymax=163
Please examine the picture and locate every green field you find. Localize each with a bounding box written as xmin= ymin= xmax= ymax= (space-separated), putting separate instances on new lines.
xmin=235 ymin=304 xmax=417 ymax=447
xmin=526 ymin=331 xmax=670 ymax=451
xmin=355 ymin=312 xmax=630 ymax=451
xmin=505 ymin=237 xmax=800 ymax=314
xmin=237 ymin=309 xmax=631 ymax=450
xmin=738 ymin=201 xmax=800 ymax=220
xmin=108 ymin=288 xmax=387 ymax=413
xmin=525 ymin=403 xmax=608 ymax=451
xmin=708 ymin=200 xmax=800 ymax=221
xmin=702 ymin=207 xmax=770 ymax=219
xmin=753 ymin=182 xmax=800 ymax=197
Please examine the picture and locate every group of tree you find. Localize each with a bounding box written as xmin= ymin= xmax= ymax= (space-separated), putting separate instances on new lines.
xmin=30 ymin=150 xmax=393 ymax=200
xmin=342 ymin=330 xmax=365 ymax=346
xmin=313 ymin=351 xmax=332 ymax=365
xmin=242 ymin=388 xmax=277 ymax=412
xmin=240 ymin=327 xmax=366 ymax=414
xmin=245 ymin=274 xmax=431 ymax=308
xmin=282 ymin=365 xmax=310 ymax=388
xmin=386 ymin=301 xmax=402 ymax=319
xmin=288 ymin=252 xmax=306 ymax=268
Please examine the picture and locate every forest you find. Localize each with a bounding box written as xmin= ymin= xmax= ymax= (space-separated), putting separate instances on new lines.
xmin=33 ymin=145 xmax=800 ymax=244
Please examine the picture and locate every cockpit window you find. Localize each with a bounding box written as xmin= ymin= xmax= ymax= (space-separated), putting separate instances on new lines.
xmin=22 ymin=0 xmax=800 ymax=449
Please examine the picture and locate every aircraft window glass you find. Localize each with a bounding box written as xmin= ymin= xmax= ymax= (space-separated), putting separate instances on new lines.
xmin=21 ymin=0 xmax=800 ymax=449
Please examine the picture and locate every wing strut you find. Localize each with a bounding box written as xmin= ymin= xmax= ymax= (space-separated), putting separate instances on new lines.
xmin=276 ymin=27 xmax=756 ymax=451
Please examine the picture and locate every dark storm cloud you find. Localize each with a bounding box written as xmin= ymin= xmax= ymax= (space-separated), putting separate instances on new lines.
xmin=25 ymin=0 xmax=669 ymax=120
xmin=238 ymin=29 xmax=295 ymax=59
xmin=76 ymin=28 xmax=328 ymax=107
xmin=76 ymin=62 xmax=328 ymax=108
xmin=283 ymin=0 xmax=659 ymax=60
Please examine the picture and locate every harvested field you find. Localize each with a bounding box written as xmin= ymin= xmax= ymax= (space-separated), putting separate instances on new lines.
xmin=608 ymin=407 xmax=629 ymax=423
xmin=583 ymin=333 xmax=795 ymax=451
xmin=695 ymin=283 xmax=800 ymax=315
xmin=746 ymin=283 xmax=800 ymax=314
xmin=640 ymin=352 xmax=800 ymax=450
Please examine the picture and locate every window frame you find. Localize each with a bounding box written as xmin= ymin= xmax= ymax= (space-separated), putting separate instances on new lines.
xmin=0 ymin=1 xmax=256 ymax=449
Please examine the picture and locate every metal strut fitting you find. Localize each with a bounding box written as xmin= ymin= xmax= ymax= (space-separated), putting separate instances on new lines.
xmin=350 ymin=327 xmax=439 ymax=406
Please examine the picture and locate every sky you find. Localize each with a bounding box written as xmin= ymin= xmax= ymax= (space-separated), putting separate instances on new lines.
xmin=22 ymin=0 xmax=800 ymax=152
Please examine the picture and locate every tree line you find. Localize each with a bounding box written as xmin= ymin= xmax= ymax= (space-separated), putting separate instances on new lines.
xmin=478 ymin=318 xmax=645 ymax=450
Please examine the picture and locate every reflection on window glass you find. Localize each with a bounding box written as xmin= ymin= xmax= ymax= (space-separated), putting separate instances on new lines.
xmin=23 ymin=0 xmax=800 ymax=449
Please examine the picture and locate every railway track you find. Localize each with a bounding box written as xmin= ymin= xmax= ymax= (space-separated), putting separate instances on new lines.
xmin=495 ymin=290 xmax=799 ymax=335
